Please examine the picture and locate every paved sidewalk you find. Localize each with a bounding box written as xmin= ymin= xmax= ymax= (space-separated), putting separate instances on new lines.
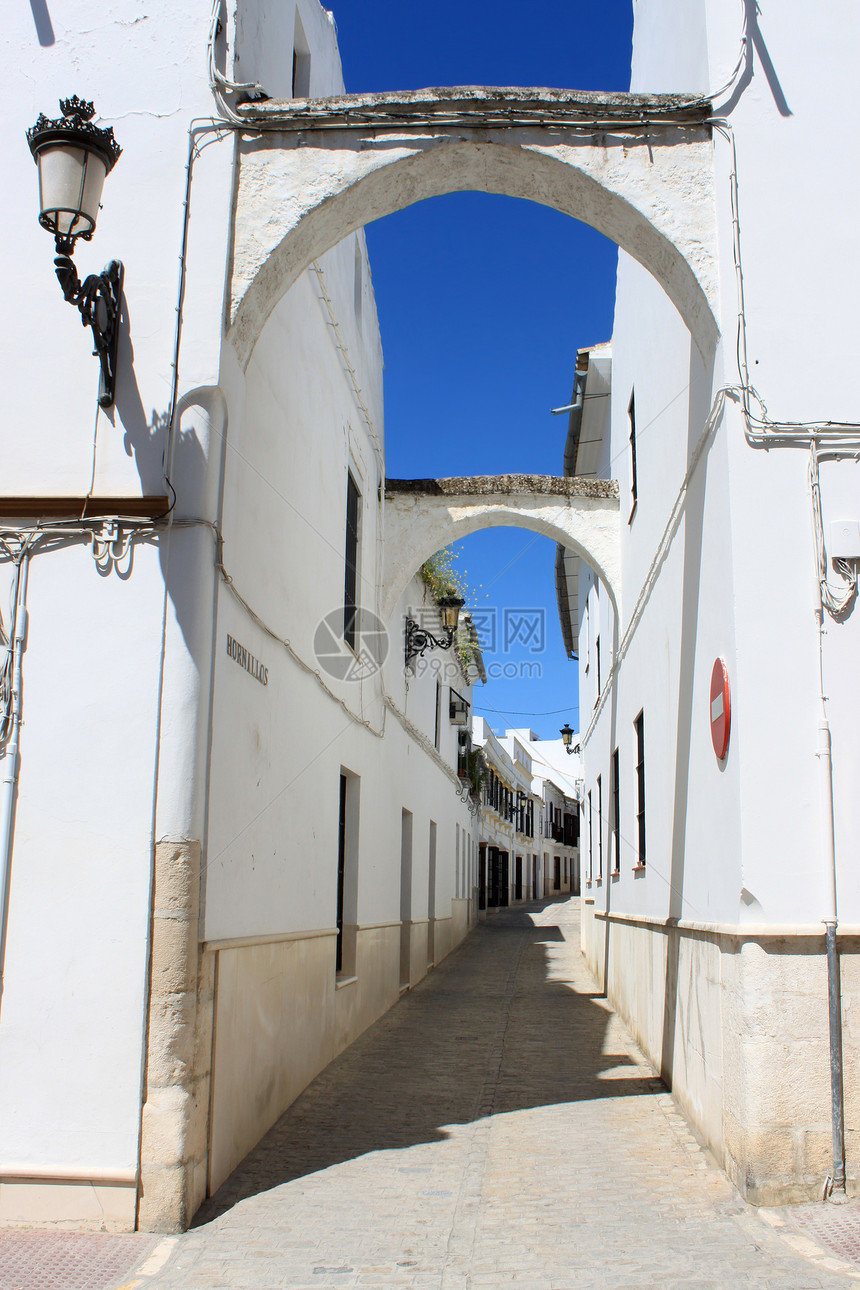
xmin=134 ymin=898 xmax=856 ymax=1289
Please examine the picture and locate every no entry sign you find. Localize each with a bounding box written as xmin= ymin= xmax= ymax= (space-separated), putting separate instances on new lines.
xmin=710 ymin=657 xmax=730 ymax=760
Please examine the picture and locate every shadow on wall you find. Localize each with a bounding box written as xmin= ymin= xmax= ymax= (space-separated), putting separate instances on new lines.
xmin=112 ymin=292 xmax=216 ymax=657
xmin=721 ymin=0 xmax=792 ymax=118
xmin=193 ymin=900 xmax=663 ymax=1226
xmin=28 ymin=0 xmax=55 ymax=46
xmin=659 ymin=345 xmax=717 ymax=1086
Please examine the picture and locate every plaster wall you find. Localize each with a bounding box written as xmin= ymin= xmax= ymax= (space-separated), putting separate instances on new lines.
xmin=0 ymin=0 xmax=237 ymax=1219
xmin=2 ymin=0 xmax=462 ymax=1231
xmin=200 ymin=230 xmax=479 ymax=1202
xmin=631 ymin=0 xmax=860 ymax=928
xmin=0 ymin=542 xmax=165 ymax=1204
xmin=576 ymin=0 xmax=860 ymax=1201
xmin=234 ymin=0 xmax=344 ymax=103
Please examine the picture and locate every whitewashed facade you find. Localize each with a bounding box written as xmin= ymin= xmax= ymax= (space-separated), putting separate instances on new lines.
xmin=498 ymin=730 xmax=580 ymax=899
xmin=5 ymin=0 xmax=859 ymax=1232
xmin=471 ymin=720 xmax=538 ymax=907
xmin=558 ymin=0 xmax=860 ymax=1205
xmin=1 ymin=0 xmax=480 ymax=1232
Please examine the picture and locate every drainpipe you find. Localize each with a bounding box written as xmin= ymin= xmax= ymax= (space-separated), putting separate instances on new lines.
xmin=817 ymin=608 xmax=846 ymax=1198
xmin=0 ymin=553 xmax=29 ymax=1012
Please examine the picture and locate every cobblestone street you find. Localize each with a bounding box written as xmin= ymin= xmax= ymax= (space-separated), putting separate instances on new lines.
xmin=137 ymin=898 xmax=857 ymax=1289
xmin=3 ymin=897 xmax=859 ymax=1290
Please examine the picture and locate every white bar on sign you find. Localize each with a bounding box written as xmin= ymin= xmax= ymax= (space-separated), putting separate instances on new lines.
xmin=711 ymin=693 xmax=724 ymax=723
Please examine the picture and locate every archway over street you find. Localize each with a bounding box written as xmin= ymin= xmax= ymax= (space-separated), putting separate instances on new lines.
xmin=228 ymin=87 xmax=720 ymax=367
xmin=383 ymin=474 xmax=620 ymax=622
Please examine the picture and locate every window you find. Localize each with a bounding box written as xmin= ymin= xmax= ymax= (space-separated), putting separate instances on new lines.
xmin=456 ymin=822 xmax=461 ymax=898
xmin=628 ymin=390 xmax=638 ymax=520
xmin=584 ymin=596 xmax=590 ymax=674
xmin=587 ymin=790 xmax=593 ymax=882
xmin=336 ymin=774 xmax=347 ymax=971
xmin=635 ymin=710 xmax=646 ymax=866
xmin=611 ymin=748 xmax=620 ymax=873
xmin=292 ymin=10 xmax=311 ymax=96
xmin=400 ymin=809 xmax=413 ymax=988
xmin=336 ymin=769 xmax=360 ymax=977
xmin=344 ymin=471 xmax=360 ymax=650
xmin=434 ymin=678 xmax=442 ymax=750
xmin=596 ymin=776 xmax=603 ymax=880
xmin=596 ymin=635 xmax=601 ymax=697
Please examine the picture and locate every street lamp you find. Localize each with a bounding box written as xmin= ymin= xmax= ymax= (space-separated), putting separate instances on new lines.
xmin=27 ymin=96 xmax=123 ymax=408
xmin=405 ymin=596 xmax=465 ymax=665
xmin=559 ymin=724 xmax=580 ymax=756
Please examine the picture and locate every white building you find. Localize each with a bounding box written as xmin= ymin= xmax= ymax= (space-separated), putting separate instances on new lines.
xmin=471 ymin=719 xmax=538 ymax=908
xmin=555 ymin=0 xmax=860 ymax=1205
xmin=502 ymin=730 xmax=581 ymax=899
xmin=1 ymin=0 xmax=481 ymax=1232
xmin=5 ymin=0 xmax=859 ymax=1231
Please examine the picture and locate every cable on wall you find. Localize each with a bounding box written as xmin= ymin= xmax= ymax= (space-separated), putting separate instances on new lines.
xmin=579 ymin=387 xmax=731 ymax=751
xmin=809 ymin=445 xmax=858 ymax=620
xmin=309 ymin=258 xmax=384 ymax=478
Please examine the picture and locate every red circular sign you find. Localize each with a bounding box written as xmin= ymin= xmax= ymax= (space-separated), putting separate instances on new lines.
xmin=710 ymin=657 xmax=731 ymax=760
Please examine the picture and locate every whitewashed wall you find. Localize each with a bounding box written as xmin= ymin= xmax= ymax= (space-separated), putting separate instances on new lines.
xmin=579 ymin=0 xmax=860 ymax=1201
xmin=0 ymin=0 xmax=230 ymax=1228
xmin=0 ymin=0 xmax=481 ymax=1229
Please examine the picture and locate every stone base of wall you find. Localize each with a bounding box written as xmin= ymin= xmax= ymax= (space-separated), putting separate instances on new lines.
xmin=0 ymin=1177 xmax=137 ymax=1232
xmin=137 ymin=841 xmax=213 ymax=1233
xmin=202 ymin=901 xmax=474 ymax=1205
xmin=581 ymin=899 xmax=859 ymax=1204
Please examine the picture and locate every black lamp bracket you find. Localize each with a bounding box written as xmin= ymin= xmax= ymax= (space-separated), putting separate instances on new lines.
xmin=404 ymin=617 xmax=456 ymax=666
xmin=53 ymin=241 xmax=123 ymax=409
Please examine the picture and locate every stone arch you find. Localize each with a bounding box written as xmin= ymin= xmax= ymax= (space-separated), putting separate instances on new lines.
xmin=382 ymin=476 xmax=621 ymax=624
xmin=229 ymin=92 xmax=719 ymax=368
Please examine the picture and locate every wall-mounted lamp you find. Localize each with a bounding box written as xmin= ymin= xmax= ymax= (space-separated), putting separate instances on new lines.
xmin=559 ymin=724 xmax=580 ymax=756
xmin=405 ymin=596 xmax=465 ymax=665
xmin=27 ymin=97 xmax=123 ymax=408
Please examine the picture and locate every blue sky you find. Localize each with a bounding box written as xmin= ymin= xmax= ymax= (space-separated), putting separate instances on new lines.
xmin=326 ymin=1 xmax=633 ymax=737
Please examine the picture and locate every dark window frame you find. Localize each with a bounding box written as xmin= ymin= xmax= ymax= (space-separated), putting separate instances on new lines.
xmin=587 ymin=790 xmax=593 ymax=882
xmin=628 ymin=389 xmax=638 ymax=522
xmin=596 ymin=775 xmax=603 ymax=880
xmin=336 ymin=773 xmax=348 ymax=972
xmin=344 ymin=470 xmax=360 ymax=651
xmin=611 ymin=747 xmax=620 ymax=873
xmin=635 ymin=710 xmax=646 ymax=867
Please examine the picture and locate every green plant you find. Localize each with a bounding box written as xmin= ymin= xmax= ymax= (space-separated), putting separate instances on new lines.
xmin=464 ymin=747 xmax=486 ymax=799
xmin=418 ymin=547 xmax=465 ymax=602
xmin=419 ymin=546 xmax=485 ymax=677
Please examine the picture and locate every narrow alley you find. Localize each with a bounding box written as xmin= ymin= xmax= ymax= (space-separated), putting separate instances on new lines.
xmin=120 ymin=899 xmax=855 ymax=1290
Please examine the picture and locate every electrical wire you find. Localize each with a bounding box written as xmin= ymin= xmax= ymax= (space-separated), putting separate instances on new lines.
xmin=579 ymin=387 xmax=731 ymax=752
xmin=474 ymin=705 xmax=577 ymax=718
xmin=809 ymin=444 xmax=858 ymax=619
xmin=710 ymin=119 xmax=860 ymax=450
xmin=207 ymin=0 xmax=267 ymax=124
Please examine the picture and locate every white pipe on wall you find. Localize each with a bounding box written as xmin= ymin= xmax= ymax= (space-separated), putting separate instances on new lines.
xmin=0 ymin=552 xmax=29 ymax=1010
